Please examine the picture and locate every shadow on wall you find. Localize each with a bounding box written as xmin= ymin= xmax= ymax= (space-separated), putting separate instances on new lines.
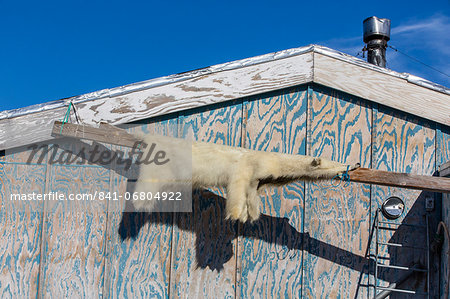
xmin=369 ymin=189 xmax=440 ymax=298
xmin=119 ymin=187 xmax=441 ymax=298
xmin=118 ymin=189 xmax=370 ymax=273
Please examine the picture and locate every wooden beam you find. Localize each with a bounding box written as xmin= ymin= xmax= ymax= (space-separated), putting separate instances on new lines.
xmin=52 ymin=121 xmax=141 ymax=148
xmin=348 ymin=167 xmax=450 ymax=193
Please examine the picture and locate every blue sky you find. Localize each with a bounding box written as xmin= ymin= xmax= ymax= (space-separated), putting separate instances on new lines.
xmin=1 ymin=0 xmax=449 ymax=112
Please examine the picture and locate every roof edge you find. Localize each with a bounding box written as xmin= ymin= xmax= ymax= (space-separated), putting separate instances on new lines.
xmin=312 ymin=45 xmax=450 ymax=95
xmin=0 ymin=44 xmax=448 ymax=121
xmin=0 ymin=45 xmax=316 ymax=120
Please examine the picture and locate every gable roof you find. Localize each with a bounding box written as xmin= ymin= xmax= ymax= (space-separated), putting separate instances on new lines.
xmin=1 ymin=45 xmax=449 ymax=150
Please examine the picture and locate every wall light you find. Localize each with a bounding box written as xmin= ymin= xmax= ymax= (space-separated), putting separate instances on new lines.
xmin=381 ymin=196 xmax=405 ymax=220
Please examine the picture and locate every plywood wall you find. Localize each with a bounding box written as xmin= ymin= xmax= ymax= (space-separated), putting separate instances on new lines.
xmin=438 ymin=126 xmax=450 ymax=298
xmin=237 ymin=88 xmax=306 ymax=298
xmin=370 ymin=106 xmax=438 ymax=298
xmin=303 ymin=86 xmax=372 ymax=298
xmin=103 ymin=116 xmax=178 ymax=299
xmin=0 ymin=147 xmax=46 ymax=299
xmin=0 ymin=84 xmax=448 ymax=298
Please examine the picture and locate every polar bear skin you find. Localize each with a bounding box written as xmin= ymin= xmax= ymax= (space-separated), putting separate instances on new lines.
xmin=191 ymin=142 xmax=360 ymax=222
xmin=135 ymin=135 xmax=360 ymax=223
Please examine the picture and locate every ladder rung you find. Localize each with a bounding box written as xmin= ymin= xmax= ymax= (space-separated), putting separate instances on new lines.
xmin=378 ymin=242 xmax=427 ymax=250
xmin=376 ymin=263 xmax=427 ymax=272
xmin=376 ymin=286 xmax=428 ymax=295
xmin=376 ymin=226 xmax=397 ymax=231
xmin=377 ymin=255 xmax=390 ymax=260
xmin=378 ymin=221 xmax=427 ymax=228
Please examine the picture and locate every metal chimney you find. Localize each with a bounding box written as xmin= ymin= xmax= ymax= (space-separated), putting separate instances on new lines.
xmin=363 ymin=16 xmax=391 ymax=67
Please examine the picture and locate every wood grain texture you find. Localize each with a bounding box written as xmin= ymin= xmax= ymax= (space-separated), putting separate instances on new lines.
xmin=52 ymin=121 xmax=141 ymax=148
xmin=236 ymin=87 xmax=307 ymax=299
xmin=437 ymin=125 xmax=450 ymax=167
xmin=313 ymin=53 xmax=450 ymax=126
xmin=303 ymin=86 xmax=372 ymax=298
xmin=1 ymin=81 xmax=447 ymax=299
xmin=0 ymin=53 xmax=313 ymax=151
xmin=4 ymin=142 xmax=50 ymax=164
xmin=39 ymin=163 xmax=110 ymax=298
xmin=170 ymin=101 xmax=242 ymax=298
xmin=0 ymin=107 xmax=69 ymax=151
xmin=370 ymin=106 xmax=436 ymax=297
xmin=438 ymin=130 xmax=450 ymax=298
xmin=348 ymin=167 xmax=450 ymax=193
xmin=442 ymin=191 xmax=450 ymax=299
xmin=0 ymin=162 xmax=46 ymax=299
xmin=102 ymin=118 xmax=178 ymax=299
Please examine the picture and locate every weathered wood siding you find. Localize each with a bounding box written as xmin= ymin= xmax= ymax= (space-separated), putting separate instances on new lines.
xmin=103 ymin=117 xmax=178 ymax=299
xmin=0 ymin=83 xmax=448 ymax=298
xmin=170 ymin=102 xmax=242 ymax=298
xmin=370 ymin=106 xmax=438 ymax=297
xmin=438 ymin=126 xmax=450 ymax=298
xmin=237 ymin=87 xmax=306 ymax=298
xmin=0 ymin=147 xmax=47 ymax=299
xmin=303 ymin=86 xmax=372 ymax=298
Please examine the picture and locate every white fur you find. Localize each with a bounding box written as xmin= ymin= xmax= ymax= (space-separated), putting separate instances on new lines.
xmin=134 ymin=135 xmax=360 ymax=223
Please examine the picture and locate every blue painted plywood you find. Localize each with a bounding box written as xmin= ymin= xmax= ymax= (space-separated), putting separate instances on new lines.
xmin=103 ymin=117 xmax=178 ymax=299
xmin=437 ymin=125 xmax=450 ymax=298
xmin=170 ymin=101 xmax=242 ymax=298
xmin=0 ymin=162 xmax=46 ymax=299
xmin=437 ymin=125 xmax=450 ymax=167
xmin=371 ymin=106 xmax=436 ymax=297
xmin=303 ymin=86 xmax=372 ymax=298
xmin=237 ymin=87 xmax=306 ymax=298
xmin=39 ymin=163 xmax=110 ymax=298
xmin=1 ymin=83 xmax=446 ymax=299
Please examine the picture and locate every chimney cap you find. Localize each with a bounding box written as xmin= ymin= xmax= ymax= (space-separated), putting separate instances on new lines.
xmin=363 ymin=16 xmax=391 ymax=43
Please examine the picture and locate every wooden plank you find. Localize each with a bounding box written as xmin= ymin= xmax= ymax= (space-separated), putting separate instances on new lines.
xmin=102 ymin=118 xmax=177 ymax=298
xmin=370 ymin=106 xmax=437 ymax=296
xmin=313 ymin=53 xmax=450 ymax=126
xmin=348 ymin=168 xmax=450 ymax=193
xmin=170 ymin=102 xmax=242 ymax=298
xmin=38 ymin=140 xmax=110 ymax=298
xmin=237 ymin=87 xmax=307 ymax=298
xmin=99 ymin=122 xmax=127 ymax=133
xmin=52 ymin=121 xmax=140 ymax=147
xmin=302 ymin=86 xmax=372 ymax=298
xmin=0 ymin=52 xmax=313 ymax=151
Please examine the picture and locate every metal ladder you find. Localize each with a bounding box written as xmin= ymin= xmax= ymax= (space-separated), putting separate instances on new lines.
xmin=373 ymin=209 xmax=430 ymax=298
